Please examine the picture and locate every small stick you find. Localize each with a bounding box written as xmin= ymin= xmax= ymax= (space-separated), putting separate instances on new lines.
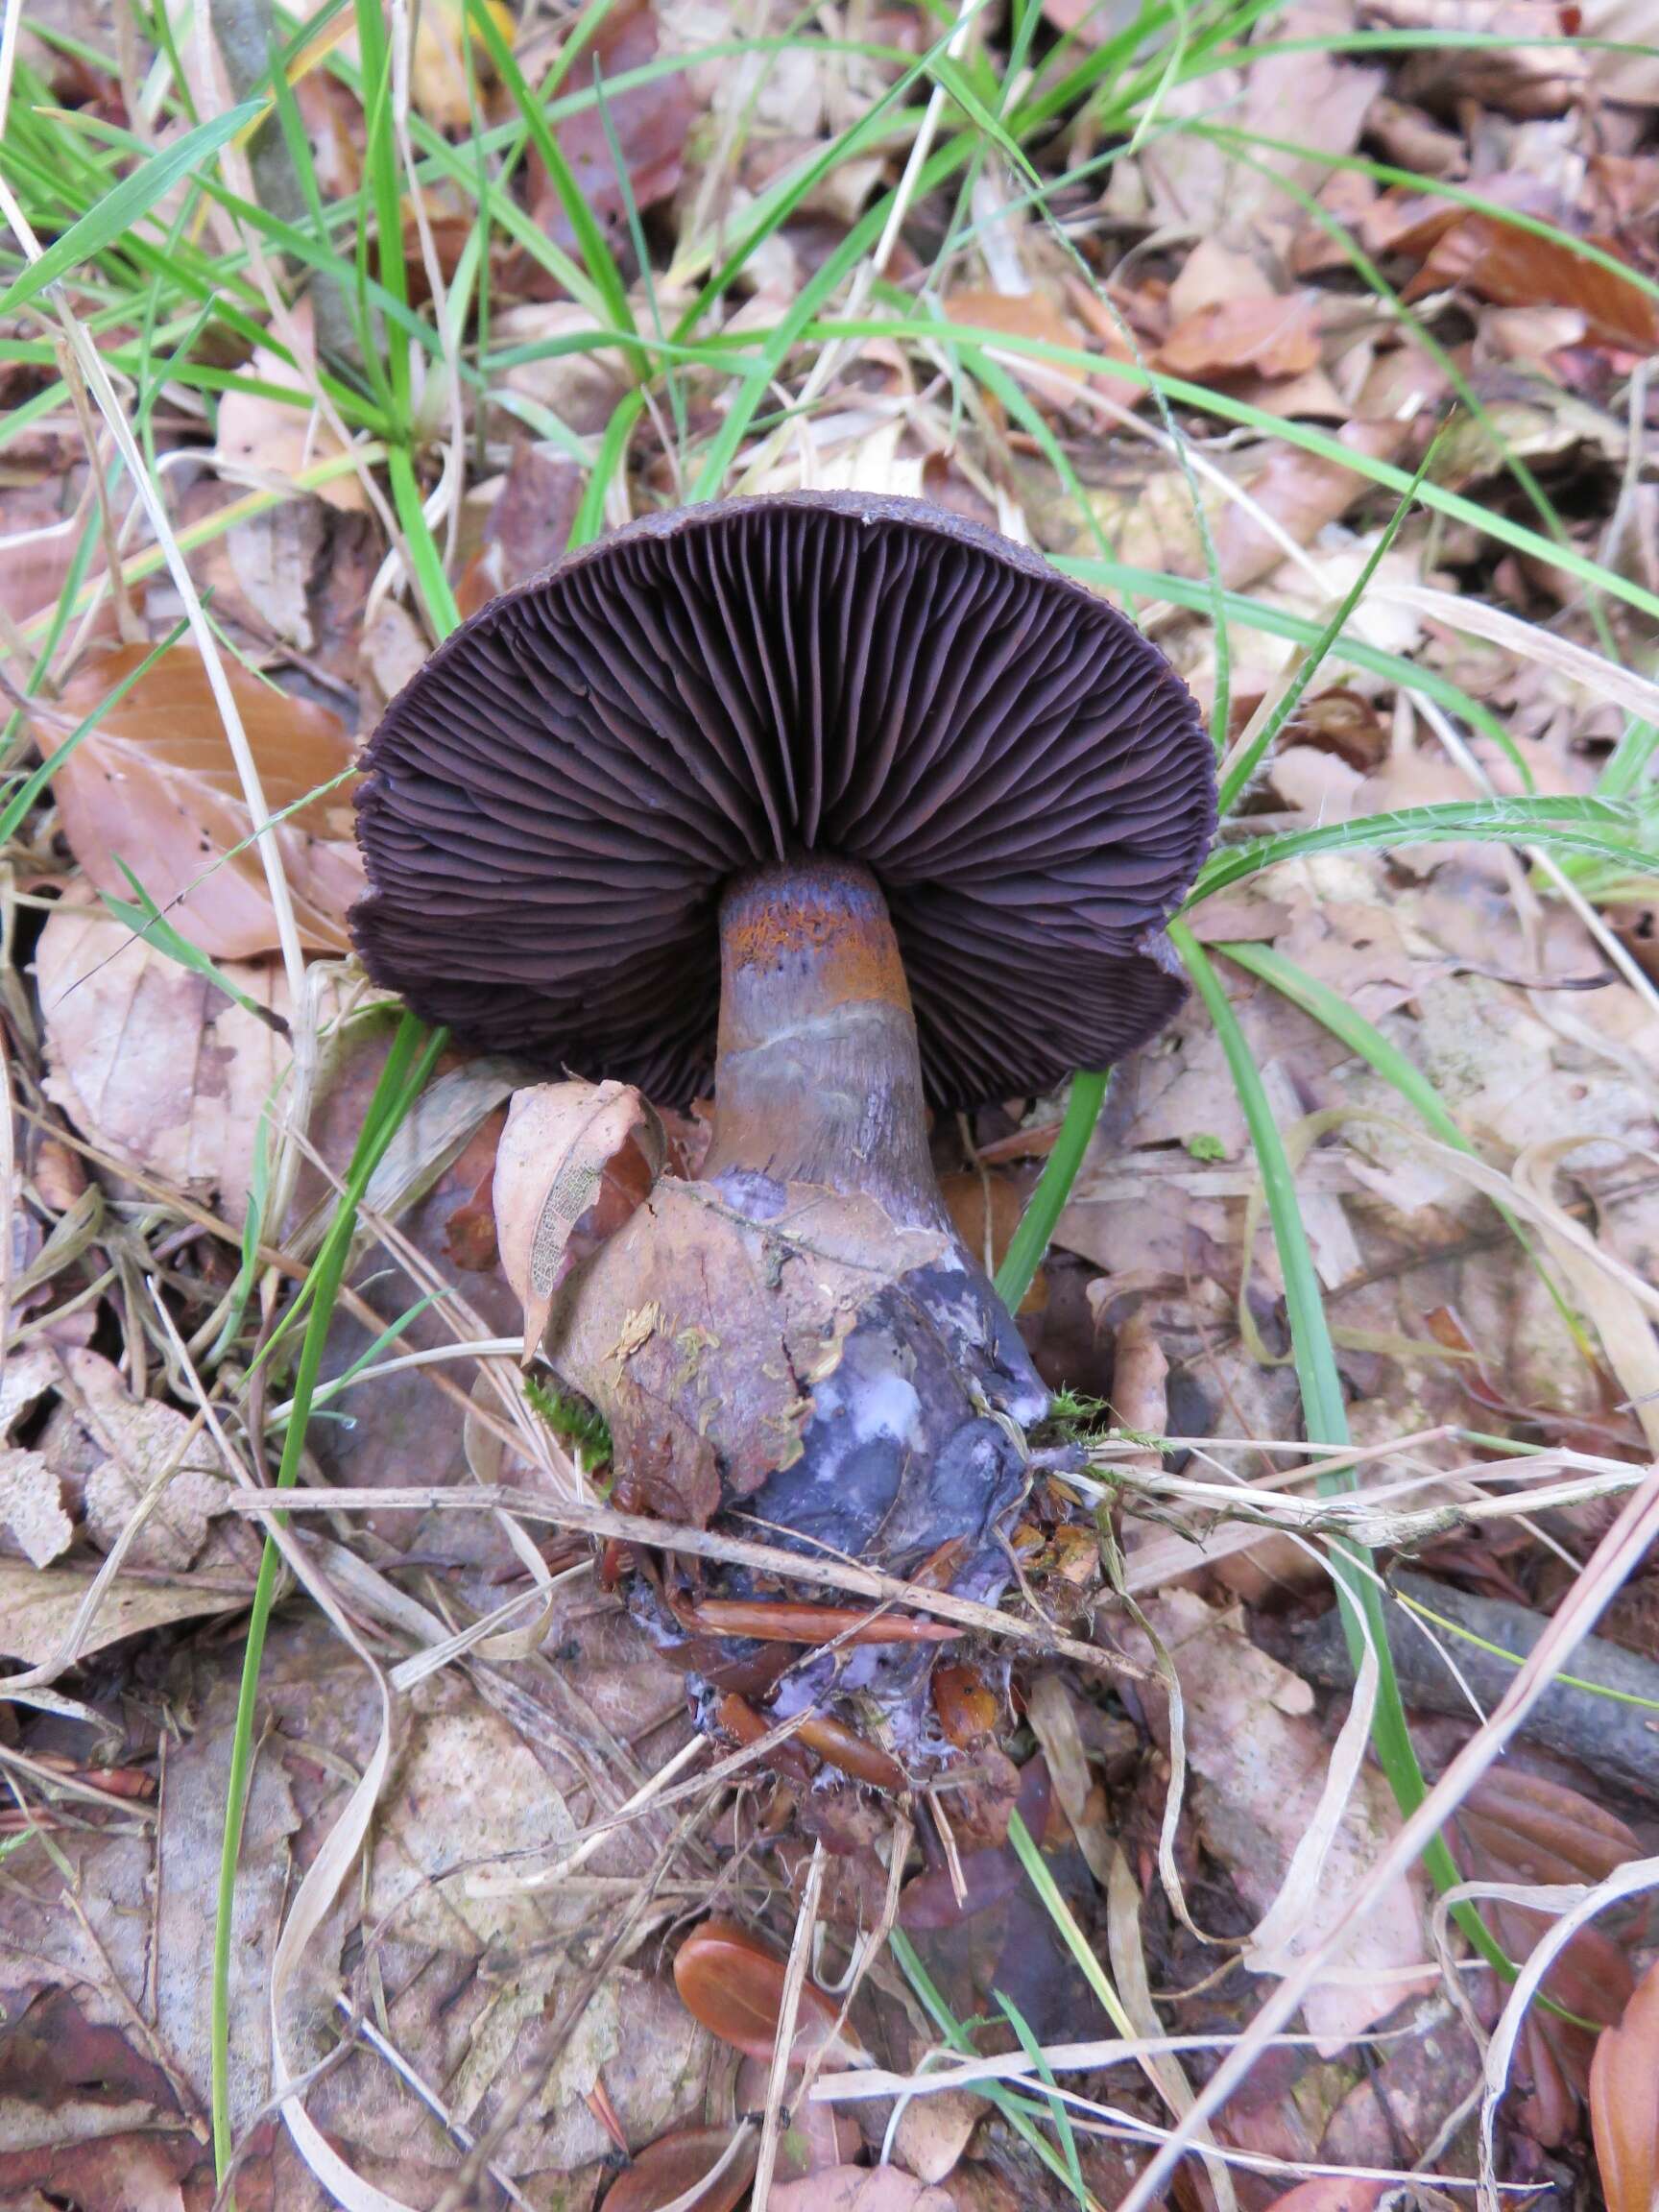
xmin=227 ymin=1485 xmax=1136 ymax=1677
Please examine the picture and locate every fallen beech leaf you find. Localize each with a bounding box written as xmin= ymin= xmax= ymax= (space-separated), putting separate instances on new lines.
xmin=0 ymin=1448 xmax=72 ymax=1567
xmin=1457 ymin=1767 xmax=1637 ymax=1885
xmin=1157 ymin=294 xmax=1322 ymax=381
xmin=493 ymin=1079 xmax=670 ymax=1358
xmin=601 ymin=2125 xmax=757 ymax=2212
xmin=672 ymin=1918 xmax=856 ymax=2061
xmin=1362 ymin=0 xmax=1586 ymax=115
xmin=946 ymin=287 xmax=1090 ymax=406
xmin=36 ymin=903 xmax=290 ymax=1224
xmin=1592 ymin=1956 xmax=1659 ymax=2212
xmin=1262 ymin=2184 xmax=1387 ymax=2212
xmin=42 ymin=641 xmax=362 ymax=956
xmin=1455 ymin=1767 xmax=1635 ymax=2141
xmin=1407 ymin=216 xmax=1659 ymax=353
xmin=528 ymin=0 xmax=694 ymax=257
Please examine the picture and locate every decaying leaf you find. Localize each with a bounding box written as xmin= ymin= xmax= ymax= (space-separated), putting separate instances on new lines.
xmin=1157 ymin=295 xmax=1323 ymax=382
xmin=940 ymin=1168 xmax=1046 ymax=1314
xmin=39 ymin=1349 xmax=250 ymax=1575
xmin=0 ymin=1556 xmax=248 ymax=1665
xmin=1360 ymin=0 xmax=1587 ymax=114
xmin=528 ymin=0 xmax=696 ymax=252
xmin=1592 ymin=1955 xmax=1659 ymax=2212
xmin=0 ymin=1447 xmax=72 ymax=1566
xmin=1121 ymin=1590 xmax=1433 ymax=2052
xmin=493 ymin=1078 xmax=671 ymax=1358
xmin=671 ymin=1919 xmax=857 ymax=2062
xmin=770 ymin=2167 xmax=959 ymax=2211
xmin=408 ymin=0 xmax=513 ymax=128
xmin=1407 ymin=216 xmax=1659 ymax=353
xmin=601 ymin=2125 xmax=758 ymax=2212
xmin=41 ymin=641 xmax=362 ymax=956
xmin=213 ymin=301 xmax=368 ymax=513
xmin=36 ymin=902 xmax=290 ymax=1224
xmin=945 ymin=288 xmax=1092 ymax=405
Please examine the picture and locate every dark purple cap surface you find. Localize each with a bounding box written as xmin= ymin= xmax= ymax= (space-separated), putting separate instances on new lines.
xmin=352 ymin=492 xmax=1215 ymax=1106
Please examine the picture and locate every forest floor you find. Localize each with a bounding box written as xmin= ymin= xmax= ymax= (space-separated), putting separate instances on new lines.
xmin=3 ymin=0 xmax=1659 ymax=2206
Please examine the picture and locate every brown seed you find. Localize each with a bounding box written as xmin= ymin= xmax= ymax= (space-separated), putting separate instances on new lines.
xmin=600 ymin=2124 xmax=758 ymax=2212
xmin=672 ymin=1918 xmax=856 ymax=2061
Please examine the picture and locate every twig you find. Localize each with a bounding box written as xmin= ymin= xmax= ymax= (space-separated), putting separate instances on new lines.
xmin=227 ymin=1486 xmax=1137 ymax=1676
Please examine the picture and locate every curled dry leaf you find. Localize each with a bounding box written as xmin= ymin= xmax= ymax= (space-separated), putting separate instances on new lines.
xmin=1455 ymin=1767 xmax=1636 ymax=2143
xmin=1406 ymin=215 xmax=1659 ymax=354
xmin=671 ymin=1918 xmax=857 ymax=2063
xmin=1592 ymin=1955 xmax=1659 ymax=2212
xmin=407 ymin=0 xmax=512 ymax=128
xmin=493 ymin=1078 xmax=671 ymax=1358
xmin=600 ymin=2125 xmax=758 ymax=2212
xmin=43 ymin=641 xmax=363 ymax=955
xmin=36 ymin=903 xmax=289 ymax=1226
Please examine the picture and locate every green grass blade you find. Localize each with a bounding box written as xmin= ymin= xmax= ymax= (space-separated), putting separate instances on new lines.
xmin=996 ymin=1072 xmax=1109 ymax=1311
xmin=1217 ymin=436 xmax=1438 ymax=815
xmin=210 ymin=1016 xmax=442 ymax=2179
xmin=0 ymin=99 xmax=265 ymax=316
xmin=1169 ymin=921 xmax=1507 ymax=1972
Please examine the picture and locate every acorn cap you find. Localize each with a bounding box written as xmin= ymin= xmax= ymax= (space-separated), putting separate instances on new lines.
xmin=352 ymin=492 xmax=1215 ymax=1106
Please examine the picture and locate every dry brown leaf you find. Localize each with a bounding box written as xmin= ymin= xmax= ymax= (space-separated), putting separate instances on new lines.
xmin=36 ymin=903 xmax=290 ymax=1223
xmin=771 ymin=2171 xmax=957 ymax=2212
xmin=493 ymin=1079 xmax=671 ymax=1358
xmin=1122 ymin=1590 xmax=1433 ymax=2052
xmin=1360 ymin=0 xmax=1586 ymax=114
xmin=43 ymin=641 xmax=362 ymax=956
xmin=946 ymin=288 xmax=1091 ymax=406
xmin=1579 ymin=0 xmax=1659 ymax=102
xmin=41 ymin=1349 xmax=250 ymax=1575
xmin=1407 ymin=216 xmax=1659 ymax=353
xmin=408 ymin=0 xmax=512 ymax=128
xmin=940 ymin=1169 xmax=1045 ymax=1314
xmin=0 ymin=1556 xmax=247 ymax=1665
xmin=214 ymin=301 xmax=367 ymax=513
xmin=1157 ymin=295 xmax=1323 ymax=381
xmin=1038 ymin=0 xmax=1148 ymax=45
xmin=1592 ymin=1955 xmax=1659 ymax=2212
xmin=526 ymin=0 xmax=695 ymax=256
xmin=0 ymin=1447 xmax=73 ymax=1567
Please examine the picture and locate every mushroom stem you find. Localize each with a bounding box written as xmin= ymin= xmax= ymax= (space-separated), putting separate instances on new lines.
xmin=701 ymin=857 xmax=950 ymax=1233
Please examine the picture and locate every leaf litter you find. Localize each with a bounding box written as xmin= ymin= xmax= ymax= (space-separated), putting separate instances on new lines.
xmin=3 ymin=0 xmax=1659 ymax=2207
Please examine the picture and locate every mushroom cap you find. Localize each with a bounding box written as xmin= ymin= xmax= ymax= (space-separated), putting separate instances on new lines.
xmin=352 ymin=492 xmax=1215 ymax=1106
